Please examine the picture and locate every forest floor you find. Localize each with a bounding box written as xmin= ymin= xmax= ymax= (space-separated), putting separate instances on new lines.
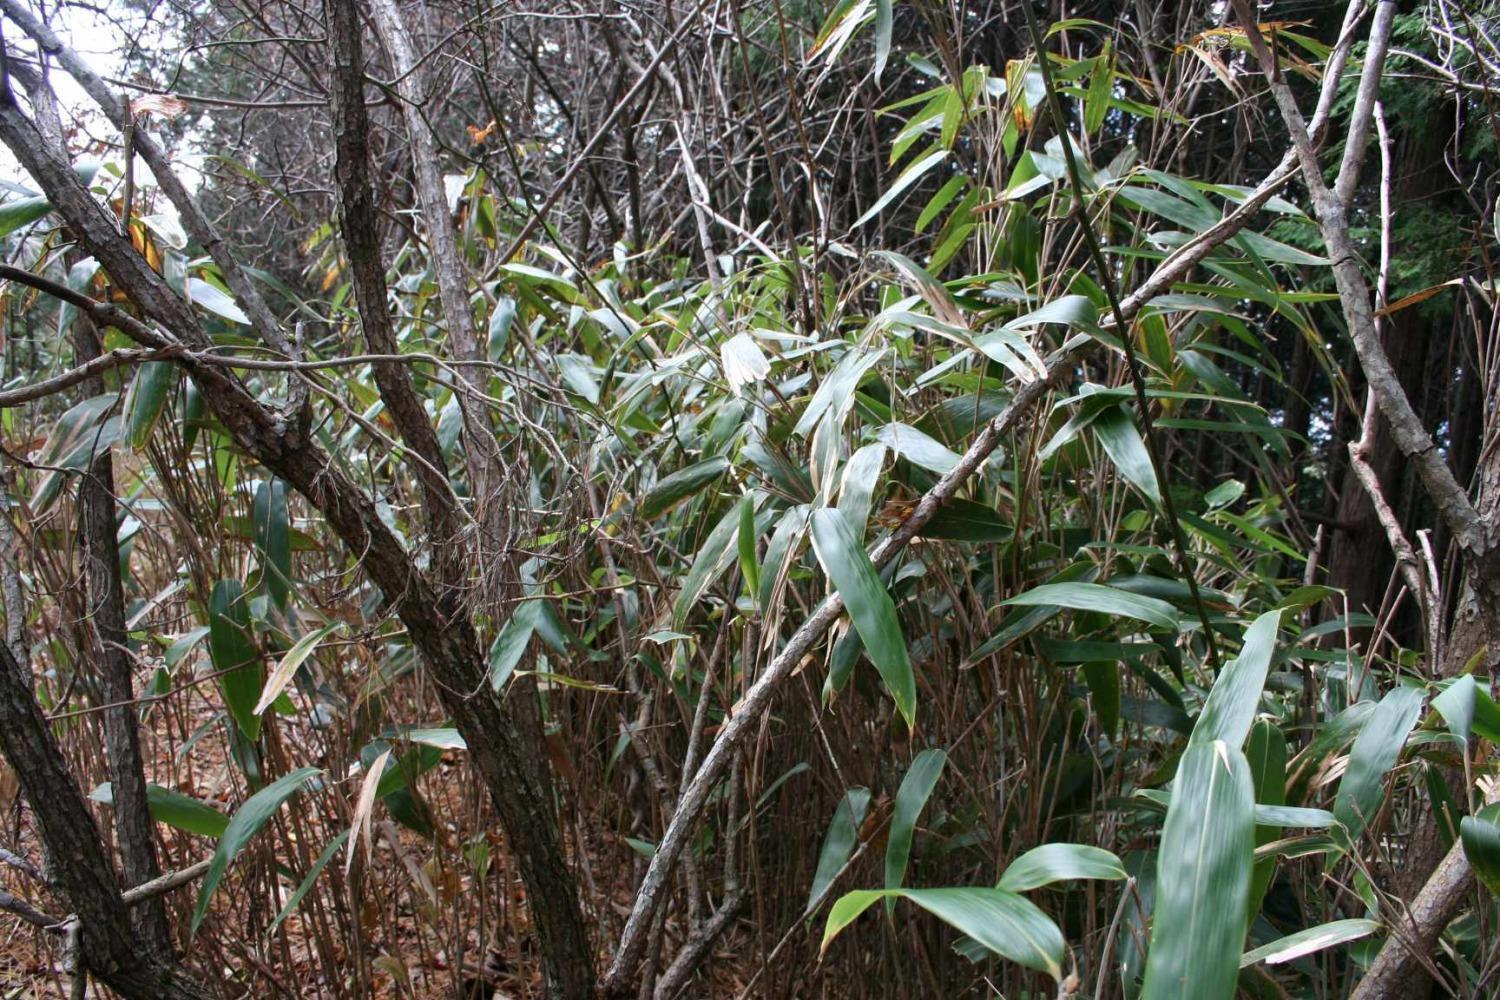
xmin=0 ymin=675 xmax=697 ymax=999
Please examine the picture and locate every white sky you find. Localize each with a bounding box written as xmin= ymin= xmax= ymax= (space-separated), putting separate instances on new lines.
xmin=3 ymin=3 xmax=181 ymax=187
xmin=3 ymin=3 xmax=203 ymax=220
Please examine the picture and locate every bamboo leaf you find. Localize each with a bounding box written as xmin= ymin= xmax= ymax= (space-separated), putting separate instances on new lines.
xmin=1193 ymin=609 xmax=1281 ymax=748
xmin=854 ymin=150 xmax=949 ymax=228
xmin=1332 ymin=687 xmax=1424 ymax=843
xmin=1432 ymin=674 xmax=1477 ymax=746
xmin=673 ymin=500 xmax=751 ymax=625
xmin=872 ymin=0 xmax=892 ymax=79
xmin=997 ymin=843 xmax=1127 ymax=892
xmin=639 ymin=458 xmax=729 ymax=520
xmin=208 ymin=580 xmax=264 ymax=742
xmin=807 ymin=788 xmax=871 ymax=914
xmin=884 ymin=749 xmax=947 ymax=904
xmin=187 ymin=277 xmax=250 ymax=324
xmin=253 ymin=478 xmax=292 ymax=609
xmin=737 ymin=494 xmax=761 ymax=601
xmin=89 ymin=782 xmax=228 ymax=838
xmin=1460 ymin=803 xmax=1500 ymax=895
xmin=192 ymin=767 xmax=322 ymax=935
xmin=1239 ymin=919 xmax=1379 ymax=967
xmin=794 ymin=349 xmax=885 ymax=437
xmin=1091 ymin=405 xmax=1161 ymax=503
xmin=1142 ymin=740 xmax=1255 ymax=1000
xmin=489 ymin=599 xmax=544 ymax=691
xmin=253 ymin=621 xmax=341 ymax=717
xmin=837 ymin=443 xmax=888 ymax=537
xmin=810 ymin=508 xmax=916 ymax=726
xmin=123 ymin=361 xmax=177 ymax=451
xmin=0 ymin=195 xmax=53 ymax=235
xmin=822 ymin=888 xmax=1065 ymax=980
xmin=874 ymin=422 xmax=961 ymax=475
xmin=1001 ymin=582 xmax=1178 ymax=631
xmin=267 ymin=831 xmax=349 ymax=935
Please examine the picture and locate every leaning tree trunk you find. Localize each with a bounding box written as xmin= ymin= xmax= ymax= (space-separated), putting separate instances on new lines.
xmin=0 ymin=9 xmax=597 ymax=996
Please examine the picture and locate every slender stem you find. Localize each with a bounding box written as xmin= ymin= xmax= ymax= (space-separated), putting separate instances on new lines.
xmin=1020 ymin=5 xmax=1222 ymax=669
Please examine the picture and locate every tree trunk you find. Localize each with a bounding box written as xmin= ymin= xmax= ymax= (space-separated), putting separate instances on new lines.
xmin=71 ymin=308 xmax=172 ymax=954
xmin=1324 ymin=117 xmax=1451 ymax=640
xmin=0 ymin=643 xmax=211 ymax=998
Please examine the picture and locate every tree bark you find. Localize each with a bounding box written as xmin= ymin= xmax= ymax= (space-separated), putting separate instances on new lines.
xmin=323 ymin=4 xmax=595 ymax=994
xmin=71 ymin=309 xmax=172 ymax=953
xmin=0 ymin=642 xmax=210 ymax=998
xmin=1325 ymin=115 xmax=1451 ymax=639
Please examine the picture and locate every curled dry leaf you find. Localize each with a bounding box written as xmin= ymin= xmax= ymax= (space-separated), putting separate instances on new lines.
xmin=129 ymin=94 xmax=189 ymax=119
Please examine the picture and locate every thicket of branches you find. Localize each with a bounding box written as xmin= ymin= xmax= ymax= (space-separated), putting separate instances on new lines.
xmin=0 ymin=0 xmax=1497 ymax=997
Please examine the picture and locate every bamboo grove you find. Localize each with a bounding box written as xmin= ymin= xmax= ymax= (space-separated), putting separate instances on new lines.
xmin=0 ymin=0 xmax=1498 ymax=997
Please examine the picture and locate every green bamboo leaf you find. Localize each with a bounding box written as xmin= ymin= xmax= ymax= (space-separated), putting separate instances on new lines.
xmin=915 ymin=174 xmax=966 ymax=233
xmin=89 ymin=782 xmax=228 ymax=838
xmin=638 ymin=458 xmax=729 ymax=520
xmin=1460 ymin=803 xmax=1500 ymax=895
xmin=822 ymin=888 xmax=1065 ymax=980
xmin=807 ymin=788 xmax=871 ymax=914
xmin=810 ymin=508 xmax=916 ymax=726
xmin=164 ymin=626 xmax=211 ymax=669
xmin=1193 ymin=609 xmax=1282 ymax=748
xmin=123 ymin=361 xmax=177 ymax=451
xmin=1432 ymin=674 xmax=1477 ymax=746
xmin=876 ymin=250 xmax=966 ymax=325
xmin=208 ymin=580 xmax=264 ymax=742
xmin=1246 ymin=720 xmax=1288 ymax=925
xmin=872 ymin=0 xmax=892 ymax=79
xmin=267 ymin=830 xmax=349 ymax=935
xmin=401 ymin=727 xmax=467 ymax=750
xmin=253 ymin=478 xmax=292 ymax=609
xmin=854 ymin=150 xmax=949 ymax=228
xmin=820 ymin=889 xmax=883 ymax=952
xmin=737 ymin=494 xmax=761 ymax=601
xmin=1252 ymin=804 xmax=1336 ymax=828
xmin=1239 ymin=919 xmax=1379 ymax=968
xmin=187 ymin=277 xmax=250 ymax=324
xmin=836 ymin=443 xmax=887 ymax=537
xmin=1001 ymin=582 xmax=1178 ymax=631
xmin=1473 ymin=687 xmax=1500 ymax=744
xmin=884 ymin=749 xmax=947 ymax=905
xmin=1082 ymin=661 xmax=1120 ymax=735
xmin=1011 ymin=294 xmax=1099 ymax=331
xmin=0 ymin=195 xmax=53 ymax=235
xmin=794 ymin=348 xmax=886 ymax=437
xmin=875 ymin=422 xmax=961 ymax=475
xmin=489 ymin=599 xmax=544 ymax=691
xmin=56 ymin=259 xmax=100 ymax=338
xmin=30 ymin=394 xmax=122 ymax=513
xmin=917 ymin=498 xmax=1011 ymax=542
xmin=192 ymin=766 xmax=322 ymax=935
xmin=1091 ymin=405 xmax=1161 ymax=503
xmin=673 ymin=500 xmax=751 ymax=625
xmin=964 ymin=564 xmax=1099 ymax=665
xmin=759 ymin=505 xmax=810 ymax=609
xmin=1332 ymin=687 xmax=1424 ymax=842
xmin=1084 ymin=41 xmax=1113 ymax=135
xmin=373 ymin=742 xmax=443 ymax=800
xmin=1142 ymin=740 xmax=1255 ymax=1000
xmin=824 ymin=625 xmax=863 ymax=699
xmin=997 ymin=843 xmax=1127 ymax=892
